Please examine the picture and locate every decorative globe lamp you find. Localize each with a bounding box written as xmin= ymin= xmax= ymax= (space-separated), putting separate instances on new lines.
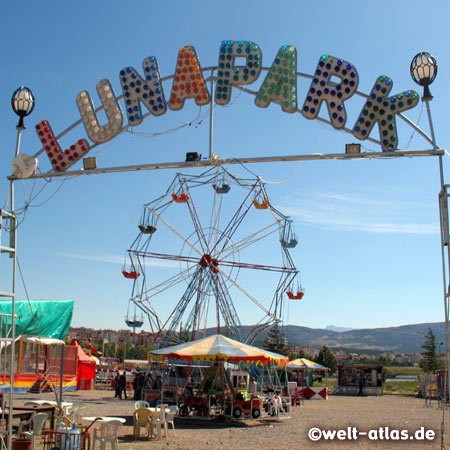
xmin=410 ymin=52 xmax=437 ymax=101
xmin=11 ymin=86 xmax=35 ymax=130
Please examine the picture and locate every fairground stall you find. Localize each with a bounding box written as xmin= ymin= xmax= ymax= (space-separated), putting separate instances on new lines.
xmin=94 ymin=357 xmax=120 ymax=390
xmin=286 ymin=358 xmax=329 ymax=400
xmin=149 ymin=334 xmax=290 ymax=420
xmin=0 ymin=300 xmax=78 ymax=392
xmin=335 ymin=364 xmax=383 ymax=396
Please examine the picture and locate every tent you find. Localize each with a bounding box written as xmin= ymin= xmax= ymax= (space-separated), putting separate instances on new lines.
xmin=0 ymin=299 xmax=73 ymax=340
xmin=0 ymin=300 xmax=75 ymax=392
xmin=286 ymin=358 xmax=329 ymax=400
xmin=70 ymin=340 xmax=97 ymax=390
xmin=149 ymin=334 xmax=289 ymax=366
xmin=286 ymin=358 xmax=329 ymax=370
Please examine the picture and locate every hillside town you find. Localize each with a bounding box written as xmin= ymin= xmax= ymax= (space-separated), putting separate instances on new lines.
xmin=68 ymin=327 xmax=422 ymax=365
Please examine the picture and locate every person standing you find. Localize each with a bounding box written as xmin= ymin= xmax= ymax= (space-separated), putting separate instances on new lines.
xmin=114 ymin=372 xmax=120 ymax=398
xmin=358 ymin=372 xmax=364 ymax=396
xmin=119 ymin=371 xmax=128 ymax=399
xmin=132 ymin=372 xmax=139 ymax=400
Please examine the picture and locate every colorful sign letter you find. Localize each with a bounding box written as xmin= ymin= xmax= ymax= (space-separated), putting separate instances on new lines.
xmin=120 ymin=56 xmax=167 ymax=126
xmin=35 ymin=120 xmax=90 ymax=172
xmin=302 ymin=55 xmax=359 ymax=129
xmin=169 ymin=46 xmax=210 ymax=111
xmin=255 ymin=45 xmax=298 ymax=113
xmin=76 ymin=79 xmax=123 ymax=144
xmin=215 ymin=41 xmax=262 ymax=106
xmin=352 ymin=76 xmax=419 ymax=151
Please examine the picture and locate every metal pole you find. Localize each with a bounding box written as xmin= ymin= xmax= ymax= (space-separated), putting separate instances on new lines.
xmin=59 ymin=345 xmax=64 ymax=403
xmin=8 ymin=149 xmax=445 ymax=181
xmin=427 ymin=92 xmax=450 ymax=423
xmin=7 ymin=127 xmax=22 ymax=450
xmin=208 ymin=69 xmax=215 ymax=161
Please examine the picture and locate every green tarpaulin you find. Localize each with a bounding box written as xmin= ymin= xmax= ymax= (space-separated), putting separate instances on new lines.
xmin=0 ymin=299 xmax=73 ymax=340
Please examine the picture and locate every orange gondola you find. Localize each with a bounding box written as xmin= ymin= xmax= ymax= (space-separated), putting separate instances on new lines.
xmin=172 ymin=193 xmax=189 ymax=203
xmin=252 ymin=199 xmax=269 ymax=209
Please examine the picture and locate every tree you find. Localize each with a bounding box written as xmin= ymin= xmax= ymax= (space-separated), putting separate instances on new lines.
xmin=288 ymin=348 xmax=309 ymax=361
xmin=419 ymin=327 xmax=443 ymax=373
xmin=263 ymin=323 xmax=289 ymax=355
xmin=316 ymin=346 xmax=337 ymax=375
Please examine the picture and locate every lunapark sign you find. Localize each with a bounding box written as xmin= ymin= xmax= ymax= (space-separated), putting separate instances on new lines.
xmin=23 ymin=40 xmax=421 ymax=177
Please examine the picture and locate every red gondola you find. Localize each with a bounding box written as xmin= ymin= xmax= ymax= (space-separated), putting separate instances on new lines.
xmin=172 ymin=193 xmax=189 ymax=203
xmin=286 ymin=291 xmax=304 ymax=300
xmin=122 ymin=270 xmax=140 ymax=279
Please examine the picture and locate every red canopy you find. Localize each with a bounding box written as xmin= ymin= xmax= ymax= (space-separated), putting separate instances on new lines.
xmin=70 ymin=339 xmax=96 ymax=388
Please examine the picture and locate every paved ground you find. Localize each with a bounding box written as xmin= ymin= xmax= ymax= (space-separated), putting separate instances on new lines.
xmin=10 ymin=389 xmax=450 ymax=449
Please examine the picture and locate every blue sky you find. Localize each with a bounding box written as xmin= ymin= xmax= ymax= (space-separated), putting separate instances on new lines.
xmin=1 ymin=0 xmax=449 ymax=334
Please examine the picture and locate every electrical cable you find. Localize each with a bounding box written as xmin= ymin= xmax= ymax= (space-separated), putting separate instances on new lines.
xmin=232 ymin=157 xmax=303 ymax=184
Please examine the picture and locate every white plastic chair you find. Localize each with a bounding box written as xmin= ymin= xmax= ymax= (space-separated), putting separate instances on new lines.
xmin=134 ymin=400 xmax=150 ymax=409
xmin=19 ymin=413 xmax=49 ymax=450
xmin=152 ymin=404 xmax=168 ymax=439
xmin=92 ymin=420 xmax=123 ymax=450
xmin=165 ymin=405 xmax=177 ymax=436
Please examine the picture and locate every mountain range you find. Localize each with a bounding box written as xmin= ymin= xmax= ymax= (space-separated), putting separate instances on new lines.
xmin=254 ymin=321 xmax=447 ymax=353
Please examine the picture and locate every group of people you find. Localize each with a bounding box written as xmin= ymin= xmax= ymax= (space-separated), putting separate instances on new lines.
xmin=114 ymin=372 xmax=128 ymax=399
xmin=114 ymin=370 xmax=147 ymax=400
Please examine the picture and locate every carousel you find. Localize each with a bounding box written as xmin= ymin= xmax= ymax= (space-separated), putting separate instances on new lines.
xmin=148 ymin=334 xmax=290 ymax=419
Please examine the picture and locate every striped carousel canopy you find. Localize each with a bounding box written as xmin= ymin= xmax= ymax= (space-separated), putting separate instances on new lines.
xmin=286 ymin=358 xmax=329 ymax=371
xmin=148 ymin=334 xmax=289 ymax=366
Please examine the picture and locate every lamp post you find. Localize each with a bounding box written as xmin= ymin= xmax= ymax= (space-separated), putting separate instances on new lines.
xmin=411 ymin=52 xmax=449 ymax=411
xmin=410 ymin=52 xmax=437 ymax=102
xmin=8 ymin=87 xmax=35 ymax=450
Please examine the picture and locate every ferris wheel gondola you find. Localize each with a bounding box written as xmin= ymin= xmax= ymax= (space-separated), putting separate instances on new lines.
xmin=123 ymin=167 xmax=302 ymax=345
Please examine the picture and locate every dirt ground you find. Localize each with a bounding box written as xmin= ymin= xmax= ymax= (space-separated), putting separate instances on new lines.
xmin=12 ymin=389 xmax=450 ymax=450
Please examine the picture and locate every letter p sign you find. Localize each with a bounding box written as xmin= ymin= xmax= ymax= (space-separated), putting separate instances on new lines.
xmin=215 ymin=40 xmax=262 ymax=105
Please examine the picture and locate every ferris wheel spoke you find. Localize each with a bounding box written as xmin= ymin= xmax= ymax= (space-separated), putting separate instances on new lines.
xmin=218 ymin=222 xmax=281 ymax=261
xmin=185 ymin=269 xmax=205 ymax=333
xmin=148 ymin=207 xmax=204 ymax=257
xmin=210 ymin=183 xmax=257 ymax=255
xmin=207 ymin=179 xmax=225 ymax=250
xmin=131 ymin=262 xmax=198 ymax=300
xmin=179 ymin=178 xmax=209 ymax=253
xmin=212 ymin=272 xmax=242 ymax=339
xmin=130 ymin=250 xmax=200 ymax=265
xmin=215 ymin=266 xmax=276 ymax=320
xmin=219 ymin=259 xmax=296 ymax=273
xmin=159 ymin=266 xmax=205 ymax=339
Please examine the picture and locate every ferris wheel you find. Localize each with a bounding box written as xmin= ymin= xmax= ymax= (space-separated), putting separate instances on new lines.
xmin=122 ymin=166 xmax=302 ymax=344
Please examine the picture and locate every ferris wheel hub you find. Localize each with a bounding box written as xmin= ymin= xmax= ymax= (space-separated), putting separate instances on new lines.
xmin=199 ymin=254 xmax=219 ymax=273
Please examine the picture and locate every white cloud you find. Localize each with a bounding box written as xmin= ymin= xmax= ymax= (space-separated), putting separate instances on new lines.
xmin=280 ymin=190 xmax=439 ymax=235
xmin=53 ymin=252 xmax=179 ymax=268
